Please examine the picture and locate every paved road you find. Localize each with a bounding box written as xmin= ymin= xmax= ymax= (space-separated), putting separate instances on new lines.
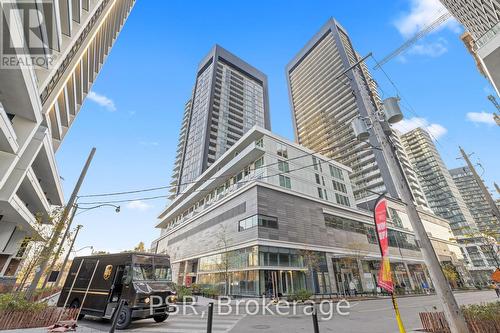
xmin=8 ymin=290 xmax=498 ymax=333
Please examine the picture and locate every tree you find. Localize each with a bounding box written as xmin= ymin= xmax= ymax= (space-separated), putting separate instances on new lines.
xmin=18 ymin=208 xmax=65 ymax=296
xmin=298 ymin=248 xmax=321 ymax=294
xmin=215 ymin=225 xmax=234 ymax=296
xmin=442 ymin=263 xmax=459 ymax=289
xmin=134 ymin=242 xmax=146 ymax=252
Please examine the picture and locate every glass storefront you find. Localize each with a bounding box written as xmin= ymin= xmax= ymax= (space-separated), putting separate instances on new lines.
xmin=195 ymin=246 xmax=331 ymax=296
xmin=332 ymin=257 xmax=363 ymax=295
xmin=194 ymin=246 xmax=430 ymax=296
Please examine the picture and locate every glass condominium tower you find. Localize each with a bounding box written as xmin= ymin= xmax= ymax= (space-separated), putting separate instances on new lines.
xmin=170 ymin=45 xmax=270 ymax=199
xmin=450 ymin=166 xmax=499 ymax=237
xmin=285 ymin=18 xmax=428 ymax=208
xmin=400 ymin=128 xmax=478 ymax=236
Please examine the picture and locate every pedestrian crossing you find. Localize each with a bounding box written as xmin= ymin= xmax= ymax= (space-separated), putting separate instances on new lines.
xmin=127 ymin=313 xmax=245 ymax=333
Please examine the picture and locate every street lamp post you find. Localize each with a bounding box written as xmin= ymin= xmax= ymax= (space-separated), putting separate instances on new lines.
xmin=45 ymin=203 xmax=120 ymax=288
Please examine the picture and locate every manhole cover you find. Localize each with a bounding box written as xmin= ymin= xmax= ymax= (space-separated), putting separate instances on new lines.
xmin=252 ymin=325 xmax=271 ymax=329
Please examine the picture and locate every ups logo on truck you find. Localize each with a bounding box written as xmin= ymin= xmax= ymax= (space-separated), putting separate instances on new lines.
xmin=103 ymin=265 xmax=113 ymax=280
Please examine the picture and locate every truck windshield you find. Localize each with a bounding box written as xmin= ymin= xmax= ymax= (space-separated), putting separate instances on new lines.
xmin=132 ymin=264 xmax=171 ymax=281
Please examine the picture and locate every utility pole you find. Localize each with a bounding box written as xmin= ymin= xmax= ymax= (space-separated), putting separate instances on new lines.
xmin=26 ymin=147 xmax=96 ymax=300
xmin=347 ymin=57 xmax=469 ymax=332
xmin=55 ymin=224 xmax=83 ymax=287
xmin=42 ymin=204 xmax=79 ymax=289
xmin=459 ymin=147 xmax=500 ymax=223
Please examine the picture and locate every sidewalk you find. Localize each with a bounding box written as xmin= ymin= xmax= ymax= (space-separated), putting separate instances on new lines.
xmin=2 ymin=326 xmax=102 ymax=333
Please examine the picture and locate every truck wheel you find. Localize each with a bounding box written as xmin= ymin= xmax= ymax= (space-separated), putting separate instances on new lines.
xmin=70 ymin=300 xmax=85 ymax=320
xmin=153 ymin=314 xmax=168 ymax=322
xmin=115 ymin=305 xmax=132 ymax=330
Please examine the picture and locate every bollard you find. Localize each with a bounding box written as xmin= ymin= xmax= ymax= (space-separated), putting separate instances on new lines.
xmin=109 ymin=299 xmax=126 ymax=333
xmin=311 ymin=305 xmax=320 ymax=333
xmin=206 ymin=302 xmax=214 ymax=333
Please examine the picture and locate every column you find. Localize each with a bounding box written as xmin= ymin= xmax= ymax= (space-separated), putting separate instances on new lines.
xmin=325 ymin=253 xmax=338 ymax=293
xmin=356 ymin=258 xmax=368 ymax=292
xmin=181 ymin=261 xmax=188 ymax=286
xmin=403 ymin=262 xmax=416 ymax=291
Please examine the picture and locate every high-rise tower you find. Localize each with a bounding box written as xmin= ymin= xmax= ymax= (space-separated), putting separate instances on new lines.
xmin=450 ymin=166 xmax=500 ymax=237
xmin=286 ymin=18 xmax=428 ymax=208
xmin=440 ymin=0 xmax=500 ymax=95
xmin=400 ymin=128 xmax=477 ymax=236
xmin=170 ymin=45 xmax=270 ymax=198
xmin=0 ymin=0 xmax=136 ymax=291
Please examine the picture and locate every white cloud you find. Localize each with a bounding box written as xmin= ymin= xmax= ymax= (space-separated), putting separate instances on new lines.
xmin=393 ymin=117 xmax=448 ymax=140
xmin=466 ymin=112 xmax=496 ymax=125
xmin=87 ymin=91 xmax=117 ymax=111
xmin=394 ymin=0 xmax=459 ymax=38
xmin=408 ymin=39 xmax=448 ymax=57
xmin=126 ymin=200 xmax=152 ymax=211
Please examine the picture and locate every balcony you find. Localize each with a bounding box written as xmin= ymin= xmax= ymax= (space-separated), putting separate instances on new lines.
xmin=0 ymin=104 xmax=18 ymax=154
xmin=474 ymin=22 xmax=500 ymax=96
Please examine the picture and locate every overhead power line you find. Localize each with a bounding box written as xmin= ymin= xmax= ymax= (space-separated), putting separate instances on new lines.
xmin=77 ymin=143 xmax=365 ymax=199
xmin=76 ymin=149 xmax=368 ymax=206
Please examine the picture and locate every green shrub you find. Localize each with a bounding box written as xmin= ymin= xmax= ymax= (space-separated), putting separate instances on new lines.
xmin=191 ymin=283 xmax=202 ymax=294
xmin=0 ymin=293 xmax=47 ymax=312
xmin=461 ymin=301 xmax=500 ymax=320
xmin=202 ymin=287 xmax=220 ymax=299
xmin=174 ymin=285 xmax=193 ymax=299
xmin=288 ymin=289 xmax=312 ymax=302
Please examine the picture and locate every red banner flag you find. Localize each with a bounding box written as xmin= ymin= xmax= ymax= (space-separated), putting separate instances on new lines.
xmin=374 ymin=198 xmax=393 ymax=293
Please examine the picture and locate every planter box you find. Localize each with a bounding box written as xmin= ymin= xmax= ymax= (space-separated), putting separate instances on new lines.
xmin=419 ymin=311 xmax=500 ymax=333
xmin=0 ymin=307 xmax=78 ymax=330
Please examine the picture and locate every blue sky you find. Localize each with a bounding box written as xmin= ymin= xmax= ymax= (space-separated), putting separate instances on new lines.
xmin=56 ymin=0 xmax=500 ymax=254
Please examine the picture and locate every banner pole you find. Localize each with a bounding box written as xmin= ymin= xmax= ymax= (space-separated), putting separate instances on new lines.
xmin=373 ymin=193 xmax=406 ymax=333
xmin=391 ymin=292 xmax=406 ymax=333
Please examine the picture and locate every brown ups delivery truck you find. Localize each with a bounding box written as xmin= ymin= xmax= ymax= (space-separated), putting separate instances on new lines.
xmin=58 ymin=252 xmax=176 ymax=329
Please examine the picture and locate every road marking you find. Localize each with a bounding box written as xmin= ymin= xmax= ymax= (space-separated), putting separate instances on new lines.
xmin=127 ymin=314 xmax=246 ymax=333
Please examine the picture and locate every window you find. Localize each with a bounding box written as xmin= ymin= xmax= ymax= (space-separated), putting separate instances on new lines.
xmin=324 ymin=214 xmax=366 ymax=234
xmin=254 ymin=156 xmax=264 ymax=169
xmin=367 ymin=227 xmax=377 ymax=244
xmin=312 ymin=156 xmax=318 ymax=171
xmin=329 ymin=165 xmax=344 ymax=180
xmin=255 ymin=137 xmax=264 ymax=147
xmin=335 ymin=193 xmax=350 ymax=206
xmin=258 ymin=215 xmax=278 ymax=229
xmin=278 ymin=160 xmax=289 ymax=172
xmin=332 ymin=180 xmax=347 ymax=193
xmin=388 ymin=230 xmax=419 ymax=251
xmin=239 ymin=215 xmax=278 ymax=231
xmin=324 ymin=189 xmax=328 ymax=200
xmin=239 ymin=215 xmax=258 ymax=231
xmin=279 ymin=175 xmax=291 ymax=189
xmin=315 ymin=174 xmax=321 ymax=184
xmin=318 ymin=187 xmax=323 ymax=199
xmin=277 ymin=143 xmax=288 ymax=158
xmin=389 ymin=208 xmax=403 ymax=228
